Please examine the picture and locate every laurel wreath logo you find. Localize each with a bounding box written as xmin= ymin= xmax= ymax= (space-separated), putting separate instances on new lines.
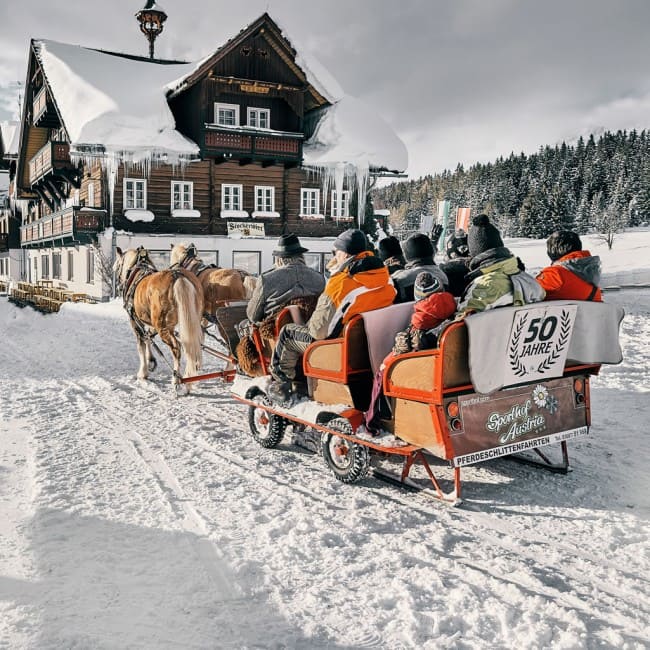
xmin=509 ymin=309 xmax=572 ymax=377
xmin=508 ymin=313 xmax=529 ymax=377
xmin=536 ymin=309 xmax=572 ymax=373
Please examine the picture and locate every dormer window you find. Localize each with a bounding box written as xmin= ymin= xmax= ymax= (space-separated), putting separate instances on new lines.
xmin=215 ymin=102 xmax=240 ymax=126
xmin=247 ymin=107 xmax=270 ymax=129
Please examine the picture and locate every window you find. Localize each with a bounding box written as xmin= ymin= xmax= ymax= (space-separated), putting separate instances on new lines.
xmin=41 ymin=254 xmax=50 ymax=279
xmin=52 ymin=252 xmax=61 ymax=279
xmin=232 ymin=251 xmax=261 ymax=276
xmin=67 ymin=250 xmax=74 ymax=281
xmin=171 ymin=181 xmax=193 ymax=210
xmin=331 ymin=190 xmax=351 ymax=218
xmin=87 ymin=182 xmax=95 ymax=208
xmin=254 ymin=186 xmax=275 ymax=213
xmin=215 ymin=102 xmax=240 ymax=126
xmin=221 ymin=184 xmax=243 ymax=212
xmin=300 ymin=188 xmax=321 ymax=217
xmin=247 ymin=107 xmax=270 ymax=129
xmin=86 ymin=247 xmax=94 ymax=284
xmin=124 ymin=178 xmax=147 ymax=210
xmin=304 ymin=253 xmax=323 ymax=273
xmin=32 ymin=257 xmax=37 ymax=282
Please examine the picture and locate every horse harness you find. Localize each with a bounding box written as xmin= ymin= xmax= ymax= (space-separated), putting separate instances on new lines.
xmin=121 ymin=255 xmax=189 ymax=381
xmin=122 ymin=255 xmax=185 ymax=335
xmin=171 ymin=250 xmax=218 ymax=277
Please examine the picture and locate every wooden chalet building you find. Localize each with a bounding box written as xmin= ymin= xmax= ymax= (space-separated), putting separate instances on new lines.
xmin=12 ymin=13 xmax=407 ymax=300
xmin=0 ymin=121 xmax=21 ymax=284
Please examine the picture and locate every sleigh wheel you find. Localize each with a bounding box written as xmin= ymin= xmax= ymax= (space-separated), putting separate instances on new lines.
xmin=320 ymin=418 xmax=370 ymax=484
xmin=248 ymin=395 xmax=287 ymax=448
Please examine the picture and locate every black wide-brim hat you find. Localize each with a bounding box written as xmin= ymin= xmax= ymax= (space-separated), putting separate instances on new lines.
xmin=273 ymin=233 xmax=309 ymax=257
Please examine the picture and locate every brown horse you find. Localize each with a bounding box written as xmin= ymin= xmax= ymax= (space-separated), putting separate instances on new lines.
xmin=170 ymin=243 xmax=257 ymax=319
xmin=114 ymin=247 xmax=204 ymax=391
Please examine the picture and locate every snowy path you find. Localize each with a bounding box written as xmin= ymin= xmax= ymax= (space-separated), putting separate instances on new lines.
xmin=0 ymin=292 xmax=649 ymax=649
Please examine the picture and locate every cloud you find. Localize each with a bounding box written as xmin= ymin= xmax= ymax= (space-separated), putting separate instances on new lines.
xmin=1 ymin=0 xmax=649 ymax=178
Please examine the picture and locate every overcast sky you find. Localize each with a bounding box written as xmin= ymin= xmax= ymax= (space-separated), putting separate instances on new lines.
xmin=1 ymin=0 xmax=650 ymax=178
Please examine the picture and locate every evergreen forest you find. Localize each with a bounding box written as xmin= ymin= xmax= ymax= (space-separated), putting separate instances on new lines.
xmin=372 ymin=129 xmax=650 ymax=246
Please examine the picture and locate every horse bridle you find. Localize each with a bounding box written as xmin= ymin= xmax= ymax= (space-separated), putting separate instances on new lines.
xmin=119 ymin=249 xmax=157 ymax=311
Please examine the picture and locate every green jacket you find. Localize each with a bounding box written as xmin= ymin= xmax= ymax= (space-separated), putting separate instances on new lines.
xmin=458 ymin=251 xmax=545 ymax=316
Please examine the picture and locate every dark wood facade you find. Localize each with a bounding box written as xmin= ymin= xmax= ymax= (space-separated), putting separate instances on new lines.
xmin=15 ymin=13 xmax=360 ymax=253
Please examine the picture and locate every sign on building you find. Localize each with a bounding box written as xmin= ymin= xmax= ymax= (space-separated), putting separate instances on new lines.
xmin=227 ymin=222 xmax=265 ymax=238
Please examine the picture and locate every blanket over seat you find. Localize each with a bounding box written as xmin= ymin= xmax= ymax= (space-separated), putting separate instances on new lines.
xmin=464 ymin=300 xmax=625 ymax=394
xmin=361 ymin=301 xmax=415 ymax=374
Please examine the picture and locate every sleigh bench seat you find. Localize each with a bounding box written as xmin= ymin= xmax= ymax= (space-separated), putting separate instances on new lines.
xmin=304 ymin=302 xmax=414 ymax=410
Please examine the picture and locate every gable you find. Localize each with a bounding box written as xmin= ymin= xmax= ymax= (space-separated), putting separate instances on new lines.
xmin=169 ymin=13 xmax=331 ymax=113
xmin=210 ymin=31 xmax=305 ymax=87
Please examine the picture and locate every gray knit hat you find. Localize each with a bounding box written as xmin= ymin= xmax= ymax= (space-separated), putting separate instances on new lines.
xmin=333 ymin=228 xmax=368 ymax=255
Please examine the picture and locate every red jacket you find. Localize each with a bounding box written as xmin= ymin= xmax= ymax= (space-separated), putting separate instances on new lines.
xmin=536 ymin=250 xmax=602 ymax=302
xmin=411 ymin=291 xmax=457 ymax=329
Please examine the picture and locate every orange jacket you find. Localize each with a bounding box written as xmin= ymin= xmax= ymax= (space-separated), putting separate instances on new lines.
xmin=308 ymin=251 xmax=397 ymax=339
xmin=536 ymin=250 xmax=602 ymax=302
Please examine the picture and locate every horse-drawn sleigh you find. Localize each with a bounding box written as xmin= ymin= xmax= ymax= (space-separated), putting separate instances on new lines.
xmin=115 ymin=246 xmax=624 ymax=504
xmin=228 ymin=298 xmax=624 ymax=504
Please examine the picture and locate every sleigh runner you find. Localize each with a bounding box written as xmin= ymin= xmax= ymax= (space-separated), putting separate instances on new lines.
xmin=230 ymin=299 xmax=624 ymax=503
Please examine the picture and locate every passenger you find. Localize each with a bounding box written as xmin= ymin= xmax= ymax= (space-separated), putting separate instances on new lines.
xmin=246 ymin=233 xmax=325 ymax=324
xmin=237 ymin=234 xmax=325 ymax=377
xmin=536 ymin=230 xmax=603 ymax=301
xmin=267 ymin=228 xmax=396 ymax=404
xmin=456 ymin=215 xmax=545 ymax=317
xmin=392 ymin=233 xmax=449 ymax=303
xmin=377 ymin=236 xmax=406 ymax=276
xmin=439 ymin=230 xmax=471 ymax=298
xmin=364 ymin=271 xmax=457 ymax=434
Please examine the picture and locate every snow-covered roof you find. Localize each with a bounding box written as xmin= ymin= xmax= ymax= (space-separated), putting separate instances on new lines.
xmin=303 ymin=95 xmax=408 ymax=173
xmin=0 ymin=121 xmax=20 ymax=157
xmin=33 ymin=39 xmax=198 ymax=161
xmin=31 ymin=13 xmax=406 ymax=174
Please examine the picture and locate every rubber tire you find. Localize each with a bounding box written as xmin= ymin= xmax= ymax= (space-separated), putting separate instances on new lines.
xmin=248 ymin=394 xmax=287 ymax=448
xmin=320 ymin=418 xmax=370 ymax=484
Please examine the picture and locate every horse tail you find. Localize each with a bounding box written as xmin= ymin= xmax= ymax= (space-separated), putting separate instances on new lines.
xmin=173 ymin=276 xmax=204 ymax=378
xmin=242 ymin=273 xmax=258 ymax=299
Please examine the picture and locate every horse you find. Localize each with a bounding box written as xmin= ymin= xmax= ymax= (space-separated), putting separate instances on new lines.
xmin=114 ymin=246 xmax=204 ymax=391
xmin=169 ymin=243 xmax=257 ymax=320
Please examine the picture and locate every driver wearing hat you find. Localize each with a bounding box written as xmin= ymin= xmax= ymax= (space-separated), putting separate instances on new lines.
xmin=246 ymin=233 xmax=325 ymax=323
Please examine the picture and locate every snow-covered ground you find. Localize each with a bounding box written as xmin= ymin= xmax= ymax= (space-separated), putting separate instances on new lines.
xmin=1 ymin=233 xmax=649 ymax=649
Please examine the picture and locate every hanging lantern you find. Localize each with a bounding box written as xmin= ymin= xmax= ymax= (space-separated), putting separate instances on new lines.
xmin=135 ymin=1 xmax=168 ymax=59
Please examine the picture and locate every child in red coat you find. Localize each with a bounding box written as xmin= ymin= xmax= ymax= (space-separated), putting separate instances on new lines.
xmin=364 ymin=272 xmax=457 ymax=434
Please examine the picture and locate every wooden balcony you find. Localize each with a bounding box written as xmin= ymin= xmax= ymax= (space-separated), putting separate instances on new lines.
xmin=33 ymin=86 xmax=60 ymax=128
xmin=29 ymin=141 xmax=76 ymax=186
xmin=0 ymin=233 xmax=8 ymax=253
xmin=20 ymin=206 xmax=105 ymax=248
xmin=203 ymin=125 xmax=303 ymax=163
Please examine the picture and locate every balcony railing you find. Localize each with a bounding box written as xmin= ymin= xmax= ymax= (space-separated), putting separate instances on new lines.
xmin=203 ymin=125 xmax=303 ymax=162
xmin=33 ymin=86 xmax=60 ymax=128
xmin=29 ymin=141 xmax=75 ymax=185
xmin=20 ymin=206 xmax=105 ymax=247
xmin=0 ymin=233 xmax=8 ymax=253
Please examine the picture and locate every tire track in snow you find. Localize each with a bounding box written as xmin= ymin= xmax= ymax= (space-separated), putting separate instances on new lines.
xmin=105 ymin=375 xmax=650 ymax=644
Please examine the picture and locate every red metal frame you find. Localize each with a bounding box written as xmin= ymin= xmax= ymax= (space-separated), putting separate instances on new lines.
xmin=235 ymin=393 xmax=461 ymax=502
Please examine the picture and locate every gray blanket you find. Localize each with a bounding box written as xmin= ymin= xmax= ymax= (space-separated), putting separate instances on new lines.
xmin=465 ymin=300 xmax=625 ymax=394
xmin=361 ymin=302 xmax=415 ymax=373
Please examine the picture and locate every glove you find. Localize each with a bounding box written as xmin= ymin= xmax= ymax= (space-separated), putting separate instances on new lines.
xmin=430 ymin=224 xmax=444 ymax=247
xmin=393 ymin=329 xmax=412 ymax=355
